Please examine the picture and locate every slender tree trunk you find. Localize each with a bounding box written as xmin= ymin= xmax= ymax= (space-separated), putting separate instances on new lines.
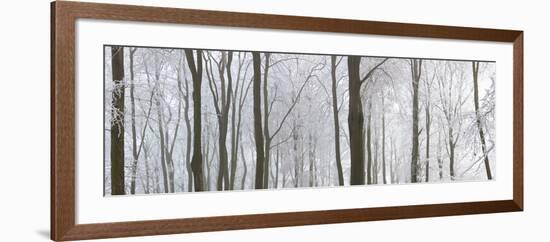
xmin=389 ymin=136 xmax=394 ymax=184
xmin=165 ymin=151 xmax=175 ymax=192
xmin=223 ymin=52 xmax=233 ymax=189
xmin=382 ymin=94 xmax=387 ymax=184
xmin=203 ymin=115 xmax=212 ymax=190
xmin=366 ymin=101 xmax=373 ymax=184
xmin=347 ymin=56 xmax=366 ymax=185
xmin=155 ymin=98 xmax=169 ymax=193
xmin=448 ymin=126 xmax=456 ymax=181
xmin=129 ymin=48 xmax=139 ymax=194
xmin=393 ymin=139 xmax=400 ymax=183
xmin=229 ymin=68 xmax=238 ymax=189
xmin=183 ymin=84 xmax=193 ymax=192
xmin=293 ymin=120 xmax=300 ymax=188
xmin=156 ymin=80 xmax=175 ymax=192
xmin=274 ymin=147 xmax=280 ymax=188
xmin=472 ymin=61 xmax=493 ymax=180
xmin=205 ymin=52 xmax=232 ymax=191
xmin=331 ymin=56 xmax=345 ymax=186
xmin=282 ymin=171 xmax=288 ymax=188
xmin=232 ymin=106 xmax=246 ymax=189
xmin=185 ymin=49 xmax=205 ymax=192
xmin=262 ymin=54 xmax=271 ymax=188
xmin=231 ymin=55 xmax=252 ymax=189
xmin=128 ymin=55 xmax=154 ymax=194
xmin=261 ymin=54 xmax=311 ymax=188
xmin=425 ymin=103 xmax=431 ymax=183
xmin=215 ymin=132 xmax=227 ymax=187
xmin=309 ymin=134 xmax=315 ymax=187
xmin=252 ymin=52 xmax=266 ymax=189
xmin=436 ymin=63 xmax=462 ymax=182
xmin=154 ymin=165 xmax=160 ymax=193
xmin=376 ymin=124 xmax=380 ymax=184
xmin=158 ymin=81 xmax=179 ymax=193
xmin=143 ymin=144 xmax=151 ymax=194
xmin=177 ymin=54 xmax=194 ymax=192
xmin=437 ymin=132 xmax=444 ymax=180
xmin=410 ymin=59 xmax=422 ymax=183
xmin=130 ymin=88 xmax=154 ymax=194
xmin=110 ymin=46 xmax=126 ymax=195
xmin=184 ymin=113 xmax=193 ymax=192
xmin=165 ymin=98 xmax=181 ymax=193
xmin=240 ymin=144 xmax=248 ymax=190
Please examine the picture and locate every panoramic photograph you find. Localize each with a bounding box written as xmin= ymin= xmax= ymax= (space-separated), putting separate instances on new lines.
xmin=104 ymin=45 xmax=496 ymax=196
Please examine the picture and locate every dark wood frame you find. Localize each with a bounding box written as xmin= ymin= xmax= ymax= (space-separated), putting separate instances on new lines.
xmin=51 ymin=1 xmax=523 ymax=241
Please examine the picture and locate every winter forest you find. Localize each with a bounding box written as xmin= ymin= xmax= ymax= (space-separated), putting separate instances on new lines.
xmin=104 ymin=45 xmax=496 ymax=196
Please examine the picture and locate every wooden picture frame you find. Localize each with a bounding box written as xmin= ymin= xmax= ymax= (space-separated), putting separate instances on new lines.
xmin=51 ymin=1 xmax=523 ymax=241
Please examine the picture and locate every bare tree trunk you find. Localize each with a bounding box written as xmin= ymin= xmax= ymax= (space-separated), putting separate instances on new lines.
xmin=393 ymin=139 xmax=400 ymax=183
xmin=164 ymin=147 xmax=174 ymax=192
xmin=221 ymin=52 xmax=232 ymax=189
xmin=261 ymin=54 xmax=272 ymax=188
xmin=448 ymin=126 xmax=456 ymax=181
xmin=260 ymin=55 xmax=315 ymax=188
xmin=229 ymin=67 xmax=238 ymax=190
xmin=472 ymin=61 xmax=493 ymax=180
xmin=185 ymin=49 xmax=205 ymax=192
xmin=348 ymin=56 xmax=366 ymax=185
xmin=143 ymin=144 xmax=151 ymax=194
xmin=176 ymin=52 xmax=194 ymax=192
xmin=240 ymin=144 xmax=248 ymax=190
xmin=366 ymin=101 xmax=373 ymax=184
xmin=184 ymin=108 xmax=193 ymax=192
xmin=331 ymin=56 xmax=345 ymax=186
xmin=203 ymin=115 xmax=212 ymax=190
xmin=128 ymin=49 xmax=155 ymax=193
xmin=154 ymin=164 xmax=160 ymax=193
xmin=282 ymin=171 xmax=288 ymax=188
xmin=155 ymin=97 xmax=169 ymax=193
xmin=252 ymin=52 xmax=266 ymax=189
xmin=165 ymin=98 xmax=181 ymax=193
xmin=308 ymin=134 xmax=315 ymax=187
xmin=437 ymin=132 xmax=444 ymax=180
xmin=130 ymin=89 xmax=154 ymax=194
xmin=219 ymin=52 xmax=232 ymax=190
xmin=110 ymin=46 xmax=125 ymax=195
xmin=274 ymin=147 xmax=280 ymax=188
xmin=292 ymin=120 xmax=300 ymax=188
xmin=231 ymin=54 xmax=253 ymax=189
xmin=229 ymin=103 xmax=238 ymax=189
xmin=425 ymin=103 xmax=431 ymax=183
xmin=381 ymin=94 xmax=387 ymax=184
xmin=410 ymin=59 xmax=422 ymax=183
xmin=436 ymin=63 xmax=463 ymax=182
xmin=153 ymin=67 xmax=176 ymax=193
xmin=424 ymin=67 xmax=434 ymax=183
xmin=129 ymin=48 xmax=138 ymax=194
xmin=347 ymin=56 xmax=388 ymax=185
xmin=183 ymin=80 xmax=193 ymax=192
xmin=205 ymin=51 xmax=232 ymax=191
xmin=373 ymin=122 xmax=379 ymax=184
xmin=157 ymin=66 xmax=183 ymax=193
xmin=389 ymin=136 xmax=394 ymax=184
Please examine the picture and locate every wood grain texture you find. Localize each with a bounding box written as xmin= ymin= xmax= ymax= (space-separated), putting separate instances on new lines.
xmin=52 ymin=1 xmax=77 ymax=240
xmin=58 ymin=200 xmax=520 ymax=241
xmin=513 ymin=33 xmax=524 ymax=210
xmin=51 ymin=1 xmax=524 ymax=241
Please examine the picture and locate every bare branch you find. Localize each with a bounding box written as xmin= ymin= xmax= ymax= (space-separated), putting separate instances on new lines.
xmin=360 ymin=58 xmax=389 ymax=85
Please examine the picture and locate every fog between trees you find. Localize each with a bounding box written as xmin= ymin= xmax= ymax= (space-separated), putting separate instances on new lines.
xmin=105 ymin=46 xmax=495 ymax=195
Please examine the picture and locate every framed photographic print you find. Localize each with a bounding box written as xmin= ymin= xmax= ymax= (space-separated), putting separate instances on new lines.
xmin=51 ymin=1 xmax=523 ymax=241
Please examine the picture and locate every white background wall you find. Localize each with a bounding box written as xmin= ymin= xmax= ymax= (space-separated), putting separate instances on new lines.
xmin=0 ymin=0 xmax=547 ymax=241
